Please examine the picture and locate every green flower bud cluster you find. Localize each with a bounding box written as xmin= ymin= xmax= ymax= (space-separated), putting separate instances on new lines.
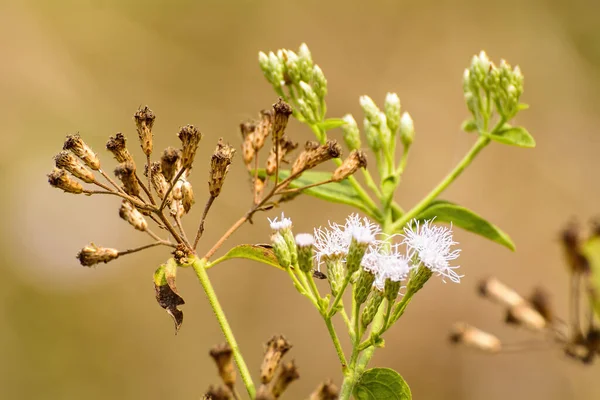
xmin=463 ymin=51 xmax=526 ymax=129
xmin=259 ymin=44 xmax=327 ymax=124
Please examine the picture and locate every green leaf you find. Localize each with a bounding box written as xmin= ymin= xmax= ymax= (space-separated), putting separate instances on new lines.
xmin=257 ymin=169 xmax=377 ymax=218
xmin=581 ymin=236 xmax=600 ymax=319
xmin=488 ymin=126 xmax=535 ymax=148
xmin=461 ymin=119 xmax=478 ymax=133
xmin=416 ymin=200 xmax=515 ymax=251
xmin=354 ymin=368 xmax=411 ymax=400
xmin=207 ymin=244 xmax=283 ymax=270
xmin=317 ymin=118 xmax=347 ymax=131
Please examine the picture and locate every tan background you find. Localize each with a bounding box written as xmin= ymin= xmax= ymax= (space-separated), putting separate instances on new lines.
xmin=1 ymin=0 xmax=599 ymax=398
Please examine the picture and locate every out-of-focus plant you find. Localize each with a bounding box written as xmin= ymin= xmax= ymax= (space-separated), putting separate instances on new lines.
xmin=48 ymin=45 xmax=533 ymax=399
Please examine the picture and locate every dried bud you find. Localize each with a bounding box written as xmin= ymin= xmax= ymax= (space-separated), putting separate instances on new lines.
xmin=272 ymin=99 xmax=293 ymax=141
xmin=254 ymin=110 xmax=273 ymax=150
xmin=240 ymin=120 xmax=256 ymax=139
xmin=529 ymin=287 xmax=553 ymax=323
xmin=254 ymin=177 xmax=266 ymax=198
xmin=478 ymin=277 xmax=524 ymax=307
xmin=255 ymin=386 xmax=275 ymax=400
xmin=241 ymin=134 xmax=255 ymax=168
xmin=261 ymin=335 xmax=292 ymax=384
xmin=203 ymin=385 xmax=231 ymax=400
xmin=209 ymin=343 xmax=236 ymax=388
xmin=210 ymin=138 xmax=236 ymax=197
xmin=178 ymin=125 xmax=202 ymax=171
xmin=63 ymin=133 xmax=100 ymax=170
xmin=182 ymin=181 xmax=195 ymax=213
xmin=291 ymin=140 xmax=342 ymax=175
xmin=54 ymin=151 xmax=95 ymax=183
xmin=561 ymin=222 xmax=589 ymax=273
xmin=505 ymin=303 xmax=547 ymax=331
xmin=309 ymin=380 xmax=339 ymax=400
xmin=48 ymin=168 xmax=84 ymax=194
xmin=77 ymin=243 xmax=119 ymax=267
xmin=449 ymin=322 xmax=502 ymax=353
xmin=266 ymin=136 xmax=298 ymax=175
xmin=271 ymin=360 xmax=299 ymax=398
xmin=148 ymin=162 xmax=171 ymax=203
xmin=114 ymin=161 xmax=140 ymax=197
xmin=160 ymin=147 xmax=182 ymax=182
xmin=332 ymin=150 xmax=367 ymax=182
xmin=134 ymin=106 xmax=155 ymax=156
xmin=106 ymin=133 xmax=133 ymax=163
xmin=170 ymin=199 xmax=185 ymax=219
xmin=119 ymin=200 xmax=148 ymax=231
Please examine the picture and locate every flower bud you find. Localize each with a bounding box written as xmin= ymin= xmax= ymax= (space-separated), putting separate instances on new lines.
xmin=48 ymin=168 xmax=84 ymax=194
xmin=272 ymin=233 xmax=292 ymax=268
xmin=63 ymin=133 xmax=100 ymax=170
xmin=295 ymin=233 xmax=315 ymax=273
xmin=119 ymin=200 xmax=148 ymax=231
xmin=325 ymin=257 xmax=345 ymax=296
xmin=296 ymin=98 xmax=316 ymax=122
xmin=384 ymin=279 xmax=401 ymax=302
xmin=312 ymin=65 xmax=327 ymax=100
xmin=341 ymin=114 xmax=361 ymax=151
xmin=182 ymin=181 xmax=194 ymax=213
xmin=298 ymin=43 xmax=314 ymax=82
xmin=177 ymin=124 xmax=202 ymax=171
xmin=282 ymin=49 xmax=301 ymax=84
xmin=291 ymin=140 xmax=342 ymax=175
xmin=261 ymin=335 xmax=292 ymax=384
xmin=54 ymin=151 xmax=95 ymax=183
xmin=114 ymin=161 xmax=140 ymax=197
xmin=449 ymin=322 xmax=501 ymax=353
xmin=399 ymin=112 xmax=415 ymax=147
xmin=364 ymin=119 xmax=381 ymax=152
xmin=268 ymin=51 xmax=285 ymax=86
xmin=209 ymin=138 xmax=235 ymax=198
xmin=271 ymin=360 xmax=299 ymax=398
xmin=332 ymin=150 xmax=367 ymax=182
xmin=77 ymin=243 xmax=119 ymax=266
xmin=309 ymin=380 xmax=339 ymax=400
xmin=359 ymin=95 xmax=381 ymax=126
xmin=384 ymin=93 xmax=401 ymax=134
xmin=298 ymin=81 xmax=320 ymax=113
xmin=160 ymin=147 xmax=182 ymax=182
xmin=133 ymin=106 xmax=155 ymax=156
xmin=209 ymin=343 xmax=236 ymax=388
xmin=272 ymin=99 xmax=293 ymax=141
xmin=354 ymin=269 xmax=376 ymax=306
xmin=106 ymin=133 xmax=133 ymax=163
xmin=361 ymin=289 xmax=384 ymax=328
xmin=259 ymin=51 xmax=271 ymax=78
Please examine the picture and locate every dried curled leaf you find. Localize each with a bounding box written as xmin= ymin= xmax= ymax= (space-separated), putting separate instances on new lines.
xmin=154 ymin=264 xmax=185 ymax=333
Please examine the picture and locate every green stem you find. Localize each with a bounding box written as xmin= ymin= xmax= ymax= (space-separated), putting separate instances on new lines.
xmin=191 ymin=258 xmax=256 ymax=399
xmin=328 ymin=274 xmax=351 ymax=317
xmin=390 ymin=135 xmax=491 ymax=232
xmin=362 ymin=168 xmax=383 ymax=198
xmin=324 ymin=316 xmax=348 ymax=371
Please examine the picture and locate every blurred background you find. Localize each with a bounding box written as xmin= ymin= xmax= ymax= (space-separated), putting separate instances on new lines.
xmin=1 ymin=0 xmax=600 ymax=398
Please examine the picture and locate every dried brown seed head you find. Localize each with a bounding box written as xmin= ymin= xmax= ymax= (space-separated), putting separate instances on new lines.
xmin=134 ymin=106 xmax=155 ymax=156
xmin=178 ymin=125 xmax=202 ymax=171
xmin=119 ymin=200 xmax=148 ymax=231
xmin=182 ymin=181 xmax=195 ymax=213
xmin=505 ymin=303 xmax=547 ymax=331
xmin=255 ymin=386 xmax=275 ymax=400
xmin=332 ymin=149 xmax=368 ymax=182
xmin=148 ymin=162 xmax=171 ymax=203
xmin=106 ymin=133 xmax=133 ymax=163
xmin=272 ymin=99 xmax=293 ymax=141
xmin=63 ymin=133 xmax=100 ymax=170
xmin=170 ymin=199 xmax=184 ymax=219
xmin=210 ymin=138 xmax=236 ymax=198
xmin=291 ymin=140 xmax=342 ymax=175
xmin=77 ymin=243 xmax=119 ymax=267
xmin=160 ymin=147 xmax=182 ymax=182
xmin=54 ymin=151 xmax=95 ymax=183
xmin=449 ymin=322 xmax=502 ymax=353
xmin=528 ymin=287 xmax=553 ymax=323
xmin=114 ymin=161 xmax=140 ymax=197
xmin=203 ymin=385 xmax=231 ymax=400
xmin=241 ymin=134 xmax=256 ymax=168
xmin=478 ymin=277 xmax=524 ymax=307
xmin=48 ymin=168 xmax=84 ymax=194
xmin=309 ymin=380 xmax=339 ymax=400
xmin=209 ymin=343 xmax=236 ymax=388
xmin=561 ymin=221 xmax=589 ymax=273
xmin=239 ymin=120 xmax=256 ymax=139
xmin=266 ymin=136 xmax=298 ymax=175
xmin=254 ymin=109 xmax=273 ymax=150
xmin=261 ymin=334 xmax=292 ymax=384
xmin=271 ymin=360 xmax=299 ymax=398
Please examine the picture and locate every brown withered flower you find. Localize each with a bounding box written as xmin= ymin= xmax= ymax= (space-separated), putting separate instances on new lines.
xmin=332 ymin=149 xmax=367 ymax=182
xmin=178 ymin=124 xmax=202 ymax=171
xmin=77 ymin=243 xmax=119 ymax=267
xmin=160 ymin=147 xmax=182 ymax=182
xmin=261 ymin=335 xmax=292 ymax=384
xmin=271 ymin=360 xmax=299 ymax=398
xmin=148 ymin=162 xmax=171 ymax=203
xmin=54 ymin=151 xmax=95 ymax=183
xmin=209 ymin=138 xmax=236 ymax=198
xmin=119 ymin=200 xmax=148 ymax=231
xmin=63 ymin=133 xmax=100 ymax=170
xmin=209 ymin=343 xmax=236 ymax=388
xmin=272 ymin=99 xmax=293 ymax=141
xmin=254 ymin=109 xmax=273 ymax=150
xmin=449 ymin=322 xmax=502 ymax=353
xmin=134 ymin=106 xmax=155 ymax=156
xmin=309 ymin=380 xmax=339 ymax=400
xmin=114 ymin=161 xmax=141 ymax=197
xmin=48 ymin=168 xmax=84 ymax=194
xmin=266 ymin=135 xmax=298 ymax=176
xmin=291 ymin=140 xmax=342 ymax=175
xmin=106 ymin=133 xmax=134 ymax=163
xmin=181 ymin=181 xmax=195 ymax=213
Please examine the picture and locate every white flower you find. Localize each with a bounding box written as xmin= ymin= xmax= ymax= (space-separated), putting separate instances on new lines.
xmin=344 ymin=213 xmax=380 ymax=245
xmin=402 ymin=219 xmax=462 ymax=283
xmin=364 ymin=244 xmax=410 ymax=291
xmin=295 ymin=233 xmax=314 ymax=247
xmin=268 ymin=212 xmax=292 ymax=231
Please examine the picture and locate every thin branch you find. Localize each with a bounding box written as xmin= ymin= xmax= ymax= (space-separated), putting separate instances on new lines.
xmin=174 ymin=213 xmax=193 ymax=249
xmin=193 ymin=196 xmax=216 ymax=249
xmin=98 ymin=169 xmax=123 ymax=193
xmin=253 ymin=153 xmax=260 ymax=205
xmin=119 ymin=241 xmax=167 ymax=256
xmin=145 ymin=154 xmax=156 ymax=205
xmin=156 ymin=210 xmax=185 ymax=246
xmin=145 ymin=228 xmax=176 ymax=248
xmin=275 ymin=179 xmax=334 ymax=196
xmin=82 ymin=190 xmax=154 ymax=211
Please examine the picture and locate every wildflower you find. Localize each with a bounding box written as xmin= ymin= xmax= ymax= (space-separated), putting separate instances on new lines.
xmin=295 ymin=233 xmax=314 ymax=273
xmin=268 ymin=212 xmax=293 ymax=232
xmin=372 ymin=246 xmax=410 ymax=294
xmin=402 ymin=219 xmax=462 ymax=283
